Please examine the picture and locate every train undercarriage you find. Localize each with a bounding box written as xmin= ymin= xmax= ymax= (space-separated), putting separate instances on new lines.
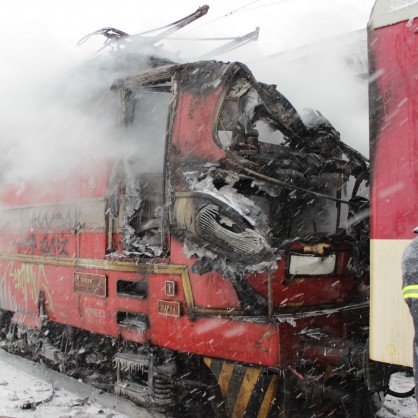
xmin=0 ymin=307 xmax=384 ymax=418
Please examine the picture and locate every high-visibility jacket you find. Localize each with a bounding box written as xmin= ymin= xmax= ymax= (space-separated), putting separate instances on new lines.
xmin=402 ymin=238 xmax=418 ymax=301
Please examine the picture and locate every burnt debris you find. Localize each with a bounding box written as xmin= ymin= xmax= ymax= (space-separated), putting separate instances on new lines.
xmin=105 ymin=60 xmax=369 ymax=282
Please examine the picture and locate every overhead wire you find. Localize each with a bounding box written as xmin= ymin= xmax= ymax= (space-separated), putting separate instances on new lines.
xmin=237 ymin=0 xmax=292 ymax=13
xmin=176 ymin=0 xmax=294 ymax=40
xmin=182 ymin=0 xmax=260 ymax=33
xmin=164 ymin=0 xmax=295 ymax=60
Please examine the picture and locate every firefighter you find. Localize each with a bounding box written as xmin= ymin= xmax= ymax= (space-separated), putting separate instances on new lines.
xmin=401 ymin=226 xmax=418 ymax=414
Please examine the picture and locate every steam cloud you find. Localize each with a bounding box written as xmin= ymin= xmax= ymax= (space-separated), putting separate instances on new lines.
xmin=0 ymin=31 xmax=167 ymax=184
xmin=0 ymin=4 xmax=370 ymax=188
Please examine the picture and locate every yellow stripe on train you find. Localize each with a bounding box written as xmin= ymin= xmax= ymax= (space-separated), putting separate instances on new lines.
xmin=232 ymin=367 xmax=261 ymax=418
xmin=203 ymin=357 xmax=278 ymax=418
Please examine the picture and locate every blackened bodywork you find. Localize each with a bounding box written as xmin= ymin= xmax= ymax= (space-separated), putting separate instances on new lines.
xmin=109 ymin=60 xmax=369 ymax=289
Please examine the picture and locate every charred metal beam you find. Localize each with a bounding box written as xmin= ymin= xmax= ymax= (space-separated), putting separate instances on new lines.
xmin=77 ymin=5 xmax=209 ymax=49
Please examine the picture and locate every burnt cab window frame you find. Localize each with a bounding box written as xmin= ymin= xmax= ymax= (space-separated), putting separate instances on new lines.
xmin=117 ymin=81 xmax=173 ymax=257
xmin=213 ymin=75 xmax=287 ymax=153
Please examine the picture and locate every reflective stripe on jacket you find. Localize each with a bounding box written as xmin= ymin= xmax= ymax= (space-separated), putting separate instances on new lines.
xmin=403 ymin=284 xmax=418 ymax=299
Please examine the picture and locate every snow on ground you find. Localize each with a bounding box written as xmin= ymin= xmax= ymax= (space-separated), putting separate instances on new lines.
xmin=0 ymin=361 xmax=128 ymax=417
xmin=377 ymin=372 xmax=416 ymax=418
xmin=0 ymin=349 xmax=162 ymax=418
xmin=0 ymin=348 xmax=417 ymax=418
xmin=0 ymin=380 xmax=124 ymax=418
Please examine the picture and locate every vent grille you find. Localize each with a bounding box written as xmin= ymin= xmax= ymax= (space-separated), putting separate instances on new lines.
xmin=195 ymin=204 xmax=265 ymax=257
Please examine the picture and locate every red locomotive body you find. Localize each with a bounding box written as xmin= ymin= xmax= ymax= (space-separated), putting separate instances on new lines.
xmin=0 ymin=58 xmax=374 ymax=417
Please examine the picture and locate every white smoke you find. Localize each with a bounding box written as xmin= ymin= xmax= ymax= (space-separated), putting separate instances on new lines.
xmin=0 ymin=25 xmax=169 ymax=184
xmin=248 ymin=31 xmax=370 ymax=157
xmin=0 ymin=0 xmax=373 ymax=187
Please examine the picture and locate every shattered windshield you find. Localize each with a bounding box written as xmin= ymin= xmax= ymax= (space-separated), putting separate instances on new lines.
xmin=216 ymin=74 xmax=369 ymax=245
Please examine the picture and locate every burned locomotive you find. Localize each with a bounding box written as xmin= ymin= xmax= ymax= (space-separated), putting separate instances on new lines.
xmin=0 ymin=49 xmax=375 ymax=417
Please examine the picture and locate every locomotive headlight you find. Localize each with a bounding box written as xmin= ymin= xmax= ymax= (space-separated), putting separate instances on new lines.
xmin=287 ymin=253 xmax=336 ymax=277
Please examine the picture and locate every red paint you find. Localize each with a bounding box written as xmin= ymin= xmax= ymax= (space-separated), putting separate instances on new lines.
xmin=370 ymin=20 xmax=418 ymax=240
xmin=245 ymin=246 xmax=355 ymax=307
xmin=0 ymin=62 xmax=364 ymax=372
xmin=171 ymin=89 xmax=226 ymax=167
